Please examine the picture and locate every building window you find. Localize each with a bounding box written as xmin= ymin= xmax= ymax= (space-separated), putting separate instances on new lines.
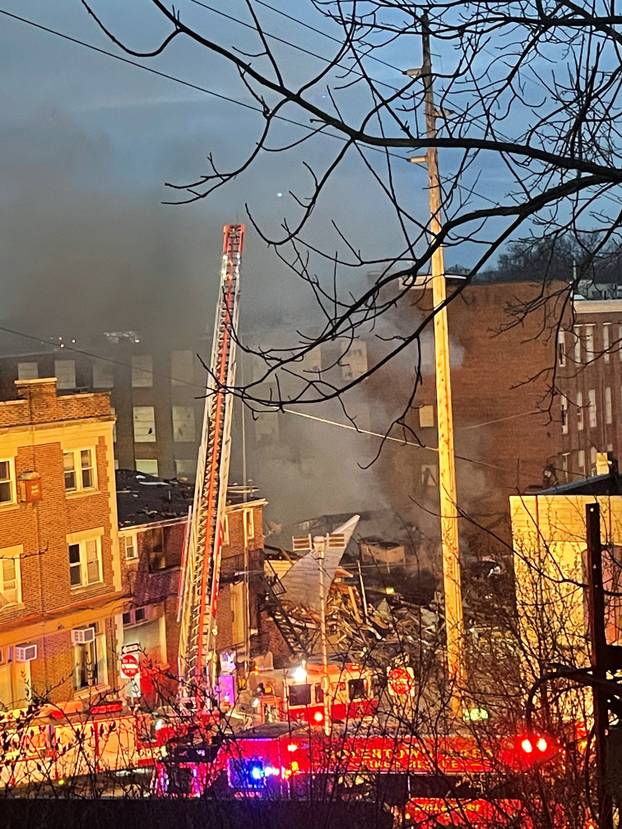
xmin=573 ymin=327 xmax=582 ymax=364
xmin=588 ymin=389 xmax=597 ymax=429
xmin=557 ymin=332 xmax=566 ymax=367
xmin=603 ymin=324 xmax=611 ymax=363
xmin=54 ymin=360 xmax=76 ymax=390
xmin=0 ymin=660 xmax=31 ymax=709
xmin=73 ymin=624 xmax=103 ymax=690
xmin=17 ymin=362 xmax=38 ymax=380
xmin=110 ymin=406 xmax=117 ymax=443
xmin=419 ymin=405 xmax=435 ymax=428
xmin=244 ymin=509 xmax=255 ymax=546
xmin=171 ymin=350 xmax=194 ymax=386
xmin=144 ymin=527 xmax=166 ymax=571
xmin=133 ymin=406 xmax=156 ymax=442
xmin=175 ymin=459 xmax=195 ymax=479
xmin=123 ymin=606 xmax=147 ymax=626
xmin=578 ymin=449 xmax=586 ymax=474
xmin=421 ymin=464 xmax=437 ymax=488
xmin=132 ymin=355 xmax=153 ymax=388
xmin=561 ymin=453 xmax=569 ymax=482
xmin=124 ymin=534 xmax=138 ymax=561
xmin=0 ymin=548 xmax=22 ymax=607
xmin=135 ymin=459 xmax=159 ymax=476
xmin=590 ymin=446 xmax=597 ymax=474
xmin=172 ymin=405 xmax=196 ymax=442
xmin=63 ymin=448 xmax=96 ymax=493
xmin=605 ymin=387 xmax=613 ymax=425
xmin=577 ymin=391 xmax=584 ymax=431
xmin=0 ymin=460 xmax=15 ymax=505
xmin=561 ymin=398 xmax=568 ymax=435
xmin=222 ymin=514 xmax=230 ymax=546
xmin=92 ymin=359 xmax=114 ymax=388
xmin=68 ymin=537 xmax=102 ymax=589
xmin=585 ymin=325 xmax=595 ymax=361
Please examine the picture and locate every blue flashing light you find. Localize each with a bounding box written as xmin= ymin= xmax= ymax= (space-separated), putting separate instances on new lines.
xmin=249 ymin=764 xmax=264 ymax=782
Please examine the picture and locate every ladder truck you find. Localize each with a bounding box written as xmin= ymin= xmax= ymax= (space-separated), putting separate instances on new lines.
xmin=177 ymin=223 xmax=245 ymax=703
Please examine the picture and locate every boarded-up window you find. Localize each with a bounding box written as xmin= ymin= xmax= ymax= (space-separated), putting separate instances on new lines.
xmin=92 ymin=359 xmax=114 ymax=388
xmin=172 ymin=405 xmax=196 ymax=442
xmin=133 ymin=407 xmax=156 ymax=442
xmin=171 ymin=350 xmax=194 ymax=386
xmin=419 ymin=405 xmax=435 ymax=428
xmin=17 ymin=362 xmax=38 ymax=380
xmin=135 ymin=459 xmax=159 ymax=475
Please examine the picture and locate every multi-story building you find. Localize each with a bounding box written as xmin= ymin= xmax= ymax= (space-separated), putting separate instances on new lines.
xmin=0 ymin=331 xmax=208 ymax=480
xmin=556 ymin=298 xmax=622 ymax=481
xmin=0 ymin=377 xmax=121 ymax=709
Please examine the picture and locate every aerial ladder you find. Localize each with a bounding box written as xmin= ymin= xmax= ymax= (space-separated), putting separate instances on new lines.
xmin=177 ymin=224 xmax=245 ymax=700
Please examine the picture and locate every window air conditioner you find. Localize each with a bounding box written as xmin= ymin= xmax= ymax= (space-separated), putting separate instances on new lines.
xmin=14 ymin=643 xmax=37 ymax=662
xmin=71 ymin=627 xmax=96 ymax=645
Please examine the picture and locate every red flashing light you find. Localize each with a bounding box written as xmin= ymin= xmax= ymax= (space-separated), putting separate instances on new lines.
xmin=287 ymin=742 xmax=298 ymax=753
xmin=313 ymin=711 xmax=324 ymax=723
xmin=536 ymin=737 xmax=549 ymax=753
xmin=520 ymin=738 xmax=534 ymax=754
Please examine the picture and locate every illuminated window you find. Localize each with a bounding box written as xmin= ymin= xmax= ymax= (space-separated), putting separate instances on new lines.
xmin=54 ymin=359 xmax=76 ymax=390
xmin=133 ymin=407 xmax=156 ymax=442
xmin=244 ymin=509 xmax=255 ymax=545
xmin=131 ymin=355 xmax=153 ymax=388
xmin=588 ymin=389 xmax=597 ymax=428
xmin=603 ymin=324 xmax=611 ymax=363
xmin=68 ymin=537 xmax=102 ymax=589
xmin=419 ymin=405 xmax=435 ymax=428
xmin=0 ymin=548 xmax=22 ymax=607
xmin=172 ymin=405 xmax=196 ymax=442
xmin=560 ymin=398 xmax=568 ymax=435
xmin=573 ymin=327 xmax=582 ymax=364
xmin=605 ymin=387 xmax=613 ymax=425
xmin=171 ymin=350 xmax=194 ymax=386
xmin=557 ymin=332 xmax=566 ymax=367
xmin=222 ymin=514 xmax=230 ymax=545
xmin=124 ymin=533 xmax=138 ymax=562
xmin=63 ymin=448 xmax=96 ymax=493
xmin=0 ymin=460 xmax=15 ymax=505
xmin=135 ymin=459 xmax=159 ymax=475
xmin=585 ymin=326 xmax=595 ymax=360
xmin=17 ymin=362 xmax=38 ymax=380
xmin=92 ymin=359 xmax=114 ymax=388
xmin=578 ymin=449 xmax=586 ymax=474
xmin=577 ymin=392 xmax=584 ymax=431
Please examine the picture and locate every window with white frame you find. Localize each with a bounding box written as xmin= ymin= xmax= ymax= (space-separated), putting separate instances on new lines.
xmin=561 ymin=398 xmax=568 ymax=435
xmin=0 ymin=460 xmax=15 ymax=505
xmin=605 ymin=387 xmax=613 ymax=425
xmin=131 ymin=355 xmax=153 ymax=388
xmin=171 ymin=350 xmax=194 ymax=386
xmin=585 ymin=326 xmax=595 ymax=360
xmin=63 ymin=448 xmax=96 ymax=493
xmin=244 ymin=508 xmax=255 ymax=546
xmin=68 ymin=536 xmax=102 ymax=588
xmin=577 ymin=391 xmax=584 ymax=431
xmin=133 ymin=406 xmax=156 ymax=442
xmin=17 ymin=362 xmax=38 ymax=380
xmin=603 ymin=324 xmax=611 ymax=363
xmin=54 ymin=359 xmax=76 ymax=389
xmin=573 ymin=327 xmax=582 ymax=364
xmin=124 ymin=533 xmax=138 ymax=562
xmin=92 ymin=359 xmax=114 ymax=388
xmin=123 ymin=606 xmax=147 ymax=626
xmin=557 ymin=332 xmax=566 ymax=367
xmin=172 ymin=405 xmax=196 ymax=442
xmin=135 ymin=459 xmax=159 ymax=475
xmin=0 ymin=547 xmax=22 ymax=607
xmin=588 ymin=389 xmax=597 ymax=428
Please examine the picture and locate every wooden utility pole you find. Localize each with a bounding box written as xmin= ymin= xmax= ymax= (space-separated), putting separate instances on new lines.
xmin=585 ymin=502 xmax=613 ymax=829
xmin=408 ymin=17 xmax=465 ymax=715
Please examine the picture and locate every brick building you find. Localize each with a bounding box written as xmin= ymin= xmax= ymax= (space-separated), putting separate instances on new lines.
xmin=0 ymin=377 xmax=121 ymax=709
xmin=556 ymin=297 xmax=622 ymax=481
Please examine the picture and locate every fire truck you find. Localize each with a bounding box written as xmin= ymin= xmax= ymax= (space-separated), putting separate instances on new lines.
xmin=247 ymin=658 xmax=378 ymax=727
